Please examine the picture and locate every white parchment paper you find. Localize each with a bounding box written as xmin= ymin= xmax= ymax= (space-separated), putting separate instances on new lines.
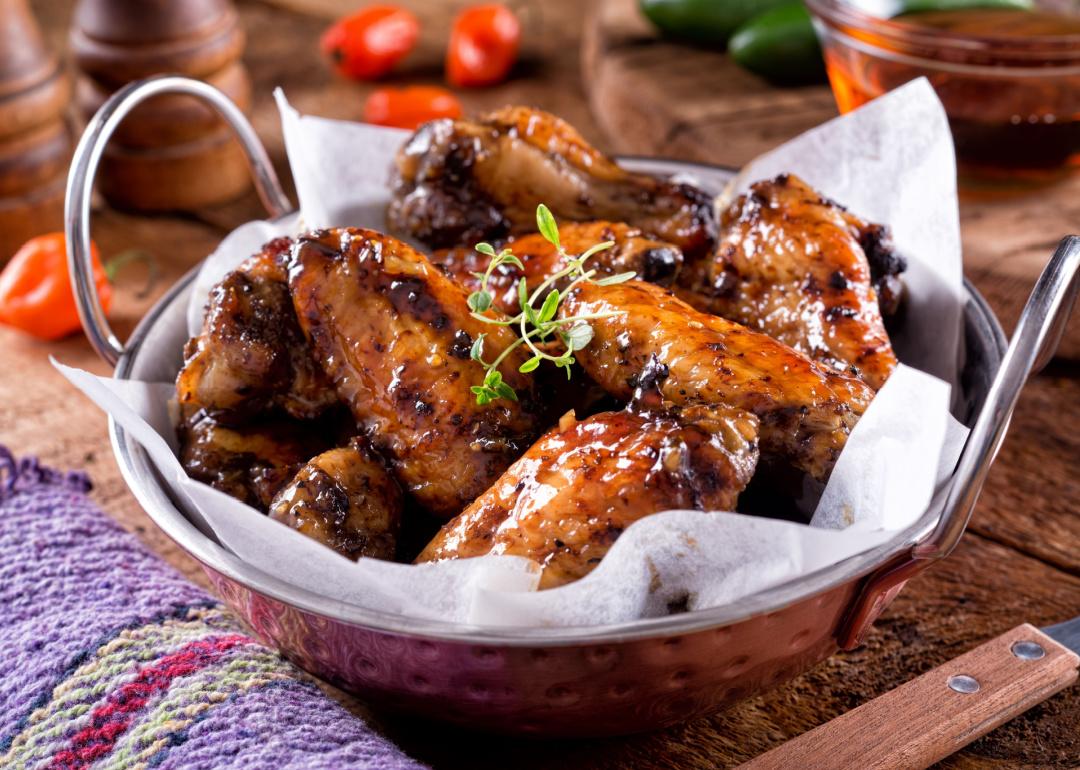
xmin=58 ymin=79 xmax=970 ymax=628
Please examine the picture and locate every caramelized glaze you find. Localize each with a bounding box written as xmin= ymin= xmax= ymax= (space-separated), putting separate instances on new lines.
xmin=388 ymin=106 xmax=716 ymax=258
xmin=176 ymin=237 xmax=339 ymax=423
xmin=178 ymin=408 xmax=333 ymax=509
xmin=562 ymin=280 xmax=874 ymax=481
xmin=288 ymin=227 xmax=542 ymax=518
xmin=679 ymin=174 xmax=901 ymax=389
xmin=269 ymin=439 xmax=402 ymax=561
xmin=417 ymin=403 xmax=759 ymax=588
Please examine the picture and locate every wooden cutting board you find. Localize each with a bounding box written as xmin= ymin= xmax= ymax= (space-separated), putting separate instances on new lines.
xmin=583 ymin=0 xmax=1080 ymax=358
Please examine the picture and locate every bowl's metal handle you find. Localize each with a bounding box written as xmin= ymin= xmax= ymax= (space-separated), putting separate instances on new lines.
xmin=66 ymin=74 xmax=294 ymax=366
xmin=839 ymin=235 xmax=1080 ymax=650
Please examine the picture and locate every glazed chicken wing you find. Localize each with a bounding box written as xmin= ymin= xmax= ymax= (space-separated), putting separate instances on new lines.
xmin=417 ymin=403 xmax=759 ymax=588
xmin=435 ymin=221 xmax=684 ymax=316
xmin=562 ymin=281 xmax=874 ymax=481
xmin=388 ymin=107 xmax=716 ymax=258
xmin=679 ymin=174 xmax=904 ymax=389
xmin=269 ymin=440 xmax=402 ymax=561
xmin=176 ymin=237 xmax=339 ymax=423
xmin=178 ymin=408 xmax=333 ymax=509
xmin=289 ymin=228 xmax=542 ymax=518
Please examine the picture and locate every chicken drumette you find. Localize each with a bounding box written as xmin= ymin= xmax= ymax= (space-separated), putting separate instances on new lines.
xmin=417 ymin=402 xmax=759 ymax=588
xmin=561 ymin=280 xmax=874 ymax=481
xmin=678 ymin=174 xmax=904 ymax=389
xmin=434 ymin=220 xmax=683 ymax=316
xmin=178 ymin=407 xmax=334 ymax=509
xmin=269 ymin=439 xmax=403 ymax=561
xmin=176 ymin=237 xmax=338 ymax=423
xmin=388 ymin=107 xmax=716 ymax=258
xmin=288 ymin=227 xmax=543 ymax=518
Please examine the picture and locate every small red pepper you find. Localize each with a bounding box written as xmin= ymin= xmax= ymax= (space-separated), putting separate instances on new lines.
xmin=0 ymin=233 xmax=111 ymax=341
xmin=446 ymin=4 xmax=521 ymax=88
xmin=321 ymin=5 xmax=420 ymax=81
xmin=363 ymin=85 xmax=463 ymax=129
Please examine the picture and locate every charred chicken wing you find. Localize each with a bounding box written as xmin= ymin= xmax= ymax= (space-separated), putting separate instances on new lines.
xmin=388 ymin=107 xmax=716 ymax=258
xmin=176 ymin=238 xmax=339 ymax=423
xmin=679 ymin=174 xmax=903 ymax=389
xmin=435 ymin=221 xmax=683 ymax=316
xmin=562 ymin=280 xmax=874 ymax=481
xmin=289 ymin=227 xmax=542 ymax=518
xmin=178 ymin=408 xmax=333 ymax=509
xmin=269 ymin=440 xmax=403 ymax=561
xmin=417 ymin=403 xmax=759 ymax=588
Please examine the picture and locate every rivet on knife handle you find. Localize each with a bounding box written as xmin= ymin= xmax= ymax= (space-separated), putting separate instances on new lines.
xmin=740 ymin=624 xmax=1080 ymax=770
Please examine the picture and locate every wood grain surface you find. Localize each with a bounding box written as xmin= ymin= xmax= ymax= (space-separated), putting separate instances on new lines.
xmin=2 ymin=0 xmax=1078 ymax=768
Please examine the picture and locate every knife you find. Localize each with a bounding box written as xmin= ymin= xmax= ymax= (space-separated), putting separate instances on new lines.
xmin=741 ymin=619 xmax=1080 ymax=770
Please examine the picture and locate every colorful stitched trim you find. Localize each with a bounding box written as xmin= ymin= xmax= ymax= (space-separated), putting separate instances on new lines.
xmin=46 ymin=635 xmax=252 ymax=770
xmin=1 ymin=446 xmax=426 ymax=769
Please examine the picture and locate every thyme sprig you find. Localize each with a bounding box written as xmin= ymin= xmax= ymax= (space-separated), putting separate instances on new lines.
xmin=467 ymin=204 xmax=635 ymax=405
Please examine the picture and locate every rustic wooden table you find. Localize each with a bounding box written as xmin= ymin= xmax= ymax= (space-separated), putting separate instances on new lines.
xmin=5 ymin=0 xmax=1078 ymax=767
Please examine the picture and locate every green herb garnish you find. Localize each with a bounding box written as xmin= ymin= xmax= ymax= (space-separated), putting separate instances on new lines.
xmin=467 ymin=204 xmax=635 ymax=405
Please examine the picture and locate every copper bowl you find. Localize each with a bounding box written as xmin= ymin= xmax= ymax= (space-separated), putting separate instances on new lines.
xmin=65 ymin=76 xmax=1080 ymax=736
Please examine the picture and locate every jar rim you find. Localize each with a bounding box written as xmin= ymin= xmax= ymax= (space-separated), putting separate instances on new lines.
xmin=805 ymin=0 xmax=1080 ymax=63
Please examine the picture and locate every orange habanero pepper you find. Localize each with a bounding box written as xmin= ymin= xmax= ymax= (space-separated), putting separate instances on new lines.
xmin=321 ymin=5 xmax=420 ymax=81
xmin=364 ymin=86 xmax=463 ymax=129
xmin=0 ymin=233 xmax=111 ymax=341
xmin=446 ymin=4 xmax=521 ymax=88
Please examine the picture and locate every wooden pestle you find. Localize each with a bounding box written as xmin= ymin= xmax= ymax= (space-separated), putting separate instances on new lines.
xmin=70 ymin=0 xmax=254 ymax=211
xmin=0 ymin=0 xmax=72 ymax=262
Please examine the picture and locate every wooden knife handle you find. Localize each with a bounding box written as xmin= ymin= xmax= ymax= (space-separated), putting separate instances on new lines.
xmin=741 ymin=624 xmax=1079 ymax=770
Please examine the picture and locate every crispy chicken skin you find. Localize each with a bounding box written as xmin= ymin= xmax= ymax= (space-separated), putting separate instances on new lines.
xmin=388 ymin=107 xmax=716 ymax=258
xmin=679 ymin=175 xmax=901 ymax=389
xmin=269 ymin=440 xmax=402 ymax=561
xmin=178 ymin=408 xmax=332 ymax=509
xmin=435 ymin=221 xmax=684 ymax=316
xmin=416 ymin=403 xmax=759 ymax=588
xmin=288 ymin=227 xmax=542 ymax=518
xmin=176 ymin=238 xmax=339 ymax=423
xmin=562 ymin=280 xmax=874 ymax=481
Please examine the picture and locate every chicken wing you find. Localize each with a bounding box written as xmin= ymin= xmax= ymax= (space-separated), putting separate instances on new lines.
xmin=289 ymin=227 xmax=542 ymax=518
xmin=178 ymin=407 xmax=333 ymax=509
xmin=388 ymin=107 xmax=716 ymax=258
xmin=562 ymin=280 xmax=874 ymax=481
xmin=417 ymin=403 xmax=759 ymax=588
xmin=678 ymin=175 xmax=903 ymax=389
xmin=269 ymin=440 xmax=402 ymax=561
xmin=176 ymin=237 xmax=339 ymax=423
xmin=434 ymin=221 xmax=684 ymax=316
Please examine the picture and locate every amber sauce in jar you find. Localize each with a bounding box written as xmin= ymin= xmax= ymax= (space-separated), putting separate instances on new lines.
xmin=821 ymin=6 xmax=1080 ymax=178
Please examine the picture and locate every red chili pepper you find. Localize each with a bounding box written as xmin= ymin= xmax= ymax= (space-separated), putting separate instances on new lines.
xmin=321 ymin=5 xmax=420 ymax=81
xmin=0 ymin=233 xmax=111 ymax=341
xmin=446 ymin=4 xmax=521 ymax=88
xmin=364 ymin=86 xmax=463 ymax=129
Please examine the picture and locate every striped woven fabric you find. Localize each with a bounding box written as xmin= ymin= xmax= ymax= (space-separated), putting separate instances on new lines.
xmin=0 ymin=447 xmax=426 ymax=770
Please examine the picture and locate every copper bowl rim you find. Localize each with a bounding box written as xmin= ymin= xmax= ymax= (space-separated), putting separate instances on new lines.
xmin=106 ymin=157 xmax=1007 ymax=648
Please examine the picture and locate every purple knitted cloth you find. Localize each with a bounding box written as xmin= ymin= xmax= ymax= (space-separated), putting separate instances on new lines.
xmin=0 ymin=447 xmax=426 ymax=770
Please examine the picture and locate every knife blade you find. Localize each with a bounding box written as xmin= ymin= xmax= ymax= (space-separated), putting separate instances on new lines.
xmin=741 ymin=620 xmax=1080 ymax=770
xmin=1043 ymin=615 xmax=1080 ymax=655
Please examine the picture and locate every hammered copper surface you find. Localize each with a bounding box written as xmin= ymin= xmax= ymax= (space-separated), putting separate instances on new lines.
xmin=206 ymin=567 xmax=858 ymax=736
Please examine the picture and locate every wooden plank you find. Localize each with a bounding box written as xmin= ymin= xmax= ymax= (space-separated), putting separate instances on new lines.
xmin=581 ymin=0 xmax=838 ymax=167
xmin=3 ymin=1 xmax=1077 ymax=768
